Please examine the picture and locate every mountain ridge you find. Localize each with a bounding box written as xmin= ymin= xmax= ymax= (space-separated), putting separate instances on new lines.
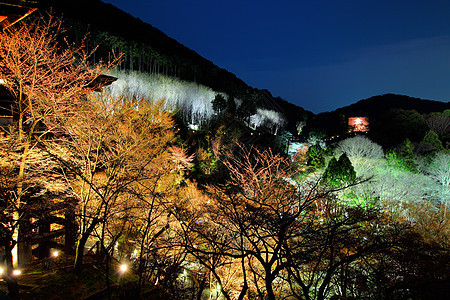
xmin=36 ymin=0 xmax=448 ymax=124
xmin=38 ymin=0 xmax=253 ymax=96
xmin=322 ymin=93 xmax=449 ymax=118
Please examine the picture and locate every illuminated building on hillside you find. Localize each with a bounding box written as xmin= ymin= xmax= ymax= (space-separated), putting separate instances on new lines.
xmin=348 ymin=117 xmax=369 ymax=133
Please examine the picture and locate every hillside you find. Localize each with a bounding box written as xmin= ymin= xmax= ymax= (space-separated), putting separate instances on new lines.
xmin=38 ymin=0 xmax=244 ymax=92
xmin=34 ymin=1 xmax=447 ymax=139
xmin=331 ymin=94 xmax=449 ymax=119
xmin=308 ymin=93 xmax=449 ymax=148
xmin=36 ymin=0 xmax=311 ymax=133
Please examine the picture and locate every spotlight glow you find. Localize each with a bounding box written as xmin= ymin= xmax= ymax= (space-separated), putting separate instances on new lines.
xmin=119 ymin=264 xmax=127 ymax=273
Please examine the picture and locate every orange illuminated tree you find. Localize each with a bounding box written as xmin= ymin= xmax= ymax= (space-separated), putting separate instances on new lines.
xmin=45 ymin=96 xmax=181 ymax=274
xmin=0 ymin=13 xmax=119 ymax=297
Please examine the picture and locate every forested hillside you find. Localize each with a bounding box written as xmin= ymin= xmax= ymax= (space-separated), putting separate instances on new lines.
xmin=36 ymin=0 xmax=311 ymax=134
xmin=307 ymin=94 xmax=449 ymax=148
xmin=0 ymin=3 xmax=449 ymax=300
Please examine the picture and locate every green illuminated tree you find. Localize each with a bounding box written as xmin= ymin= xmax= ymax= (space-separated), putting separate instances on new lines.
xmin=386 ymin=139 xmax=418 ymax=173
xmin=323 ymin=153 xmax=356 ymax=188
xmin=420 ymin=130 xmax=443 ymax=153
xmin=306 ymin=144 xmax=326 ymax=169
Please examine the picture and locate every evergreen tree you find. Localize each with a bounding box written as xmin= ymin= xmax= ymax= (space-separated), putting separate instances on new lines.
xmin=306 ymin=144 xmax=325 ymax=169
xmin=386 ymin=138 xmax=418 ymax=173
xmin=323 ymin=153 xmax=356 ymax=187
xmin=211 ymin=94 xmax=227 ymax=114
xmin=420 ymin=130 xmax=443 ymax=152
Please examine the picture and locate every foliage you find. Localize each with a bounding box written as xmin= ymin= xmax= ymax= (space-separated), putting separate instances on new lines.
xmin=370 ymin=108 xmax=428 ymax=148
xmin=0 ymin=13 xmax=118 ymax=296
xmin=211 ymin=94 xmax=227 ymax=114
xmin=385 ymin=138 xmax=418 ymax=173
xmin=47 ymin=96 xmax=182 ymax=274
xmin=172 ymin=144 xmax=420 ymax=300
xmin=307 ymin=130 xmax=326 ymax=146
xmin=2 ymin=10 xmax=450 ymax=300
xmin=420 ymin=130 xmax=444 ymax=153
xmin=323 ymin=153 xmax=356 ymax=188
xmin=306 ymin=144 xmax=326 ymax=169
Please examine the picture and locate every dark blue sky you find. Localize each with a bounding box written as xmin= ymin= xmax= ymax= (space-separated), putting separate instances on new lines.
xmin=103 ymin=0 xmax=450 ymax=113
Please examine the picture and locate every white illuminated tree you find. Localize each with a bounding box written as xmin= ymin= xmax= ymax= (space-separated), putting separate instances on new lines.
xmin=104 ymin=70 xmax=217 ymax=124
xmin=427 ymin=152 xmax=450 ymax=187
xmin=337 ymin=135 xmax=384 ymax=177
xmin=427 ymin=152 xmax=450 ymax=214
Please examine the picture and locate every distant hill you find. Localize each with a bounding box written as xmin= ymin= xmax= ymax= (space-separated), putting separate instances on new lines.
xmin=331 ymin=94 xmax=449 ymax=119
xmin=308 ymin=94 xmax=449 ymax=148
xmin=36 ymin=0 xmax=311 ymax=133
xmin=38 ymin=0 xmax=247 ymax=94
xmin=32 ymin=2 xmax=449 ymax=141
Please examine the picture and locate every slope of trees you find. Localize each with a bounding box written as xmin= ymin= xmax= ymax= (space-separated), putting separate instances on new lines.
xmin=0 ymin=10 xmax=449 ymax=300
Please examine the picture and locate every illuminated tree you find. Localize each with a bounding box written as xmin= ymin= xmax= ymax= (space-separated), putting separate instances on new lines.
xmin=175 ymin=145 xmax=302 ymax=299
xmin=307 ymin=131 xmax=326 ymax=146
xmin=175 ymin=144 xmax=400 ymax=299
xmin=385 ymin=138 xmax=418 ymax=173
xmin=47 ymin=96 xmax=179 ymax=273
xmin=306 ymin=144 xmax=326 ymax=169
xmin=129 ymin=146 xmax=194 ymax=295
xmin=420 ymin=130 xmax=444 ymax=153
xmin=0 ymin=149 xmax=19 ymax=298
xmin=337 ymin=135 xmax=384 ymax=176
xmin=0 ymin=13 xmax=118 ymax=296
xmin=322 ymin=153 xmax=356 ymax=188
xmin=426 ymin=152 xmax=450 ymax=215
xmin=427 ymin=152 xmax=450 ymax=187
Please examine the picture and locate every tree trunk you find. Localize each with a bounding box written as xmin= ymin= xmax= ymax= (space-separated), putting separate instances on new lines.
xmin=265 ymin=273 xmax=276 ymax=300
xmin=64 ymin=202 xmax=78 ymax=255
xmin=74 ymin=218 xmax=99 ymax=272
xmin=18 ymin=218 xmax=32 ymax=266
xmin=38 ymin=222 xmax=51 ymax=259
xmin=2 ymin=275 xmax=19 ymax=300
xmin=2 ymin=237 xmax=19 ymax=300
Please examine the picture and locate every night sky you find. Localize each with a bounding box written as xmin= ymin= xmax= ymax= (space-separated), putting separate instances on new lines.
xmin=103 ymin=0 xmax=450 ymax=113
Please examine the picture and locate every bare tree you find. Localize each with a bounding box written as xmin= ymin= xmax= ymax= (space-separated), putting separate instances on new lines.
xmin=45 ymin=96 xmax=179 ymax=274
xmin=176 ymin=143 xmax=403 ymax=299
xmin=337 ymin=135 xmax=384 ymax=176
xmin=0 ymin=13 xmax=119 ymax=276
xmin=426 ymin=152 xmax=450 ymax=215
xmin=427 ymin=152 xmax=450 ymax=187
xmin=426 ymin=115 xmax=450 ymax=138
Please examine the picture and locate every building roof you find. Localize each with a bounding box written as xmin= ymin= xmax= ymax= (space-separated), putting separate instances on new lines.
xmin=0 ymin=2 xmax=37 ymax=30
